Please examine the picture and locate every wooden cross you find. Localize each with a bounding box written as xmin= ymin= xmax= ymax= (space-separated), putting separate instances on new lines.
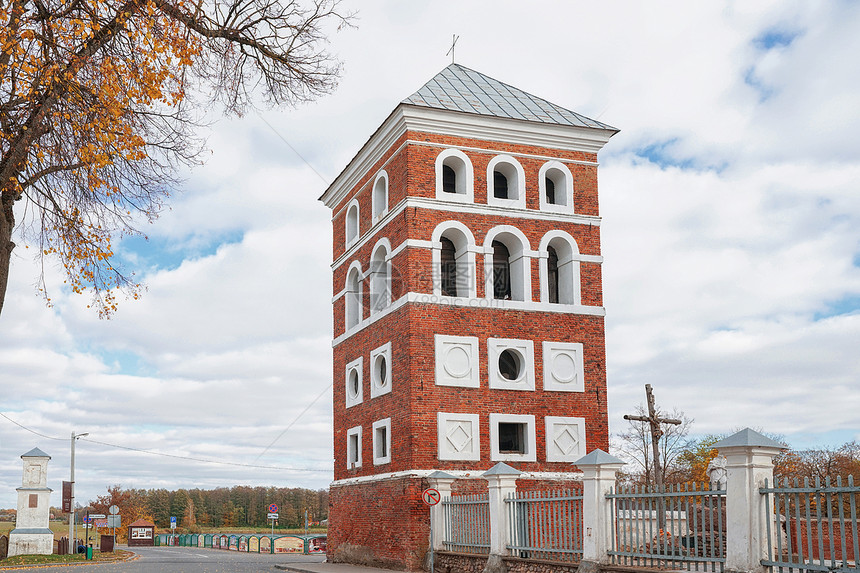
xmin=446 ymin=34 xmax=459 ymax=64
xmin=623 ymin=384 xmax=681 ymax=490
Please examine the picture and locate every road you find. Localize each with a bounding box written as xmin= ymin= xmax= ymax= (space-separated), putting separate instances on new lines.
xmin=1 ymin=546 xmax=327 ymax=573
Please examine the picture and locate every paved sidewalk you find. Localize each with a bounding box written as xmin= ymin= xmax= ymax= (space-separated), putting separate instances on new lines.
xmin=275 ymin=562 xmax=401 ymax=573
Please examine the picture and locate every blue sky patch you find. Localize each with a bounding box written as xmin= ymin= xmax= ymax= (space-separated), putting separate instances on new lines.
xmin=635 ymin=139 xmax=696 ymax=170
xmin=119 ymin=229 xmax=245 ymax=273
xmin=102 ymin=349 xmax=159 ymax=377
xmin=753 ymin=29 xmax=801 ymax=51
xmin=813 ymin=294 xmax=860 ymax=321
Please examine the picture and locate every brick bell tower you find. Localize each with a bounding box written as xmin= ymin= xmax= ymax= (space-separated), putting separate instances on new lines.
xmin=319 ymin=64 xmax=617 ymax=569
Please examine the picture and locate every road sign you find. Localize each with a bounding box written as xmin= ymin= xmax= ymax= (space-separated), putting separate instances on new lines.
xmin=421 ymin=488 xmax=441 ymax=506
xmin=170 ymin=516 xmax=177 ymax=529
xmin=109 ymin=505 xmax=119 ymax=515
xmin=107 ymin=515 xmax=121 ymax=528
xmin=89 ymin=513 xmax=106 ymax=519
xmin=267 ymin=513 xmax=279 ymax=519
xmin=268 ymin=504 xmax=278 ymax=513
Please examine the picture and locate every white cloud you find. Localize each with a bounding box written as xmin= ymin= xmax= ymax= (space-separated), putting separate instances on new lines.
xmin=2 ymin=0 xmax=860 ymax=508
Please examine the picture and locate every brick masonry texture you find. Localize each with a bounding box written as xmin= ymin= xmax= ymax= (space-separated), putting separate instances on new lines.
xmin=326 ymin=118 xmax=610 ymax=570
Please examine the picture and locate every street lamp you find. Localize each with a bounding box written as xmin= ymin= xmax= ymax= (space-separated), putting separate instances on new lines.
xmin=69 ymin=432 xmax=89 ymax=555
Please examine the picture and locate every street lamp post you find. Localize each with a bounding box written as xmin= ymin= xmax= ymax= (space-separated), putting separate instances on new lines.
xmin=69 ymin=432 xmax=89 ymax=555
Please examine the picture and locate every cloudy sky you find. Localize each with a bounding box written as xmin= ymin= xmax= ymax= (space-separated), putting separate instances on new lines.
xmin=1 ymin=0 xmax=859 ymax=509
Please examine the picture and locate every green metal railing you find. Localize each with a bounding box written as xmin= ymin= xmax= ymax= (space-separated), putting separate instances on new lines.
xmin=505 ymin=489 xmax=583 ymax=563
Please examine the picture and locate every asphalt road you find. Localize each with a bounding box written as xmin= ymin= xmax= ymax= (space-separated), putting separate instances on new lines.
xmin=3 ymin=546 xmax=327 ymax=573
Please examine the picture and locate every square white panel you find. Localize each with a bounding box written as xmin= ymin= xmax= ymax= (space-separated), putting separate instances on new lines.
xmin=372 ymin=418 xmax=392 ymax=465
xmin=345 ymin=357 xmax=363 ymax=408
xmin=437 ymin=412 xmax=480 ymax=461
xmin=488 ymin=338 xmax=535 ymax=391
xmin=370 ymin=342 xmax=392 ymax=398
xmin=435 ymin=335 xmax=480 ymax=388
xmin=489 ymin=413 xmax=536 ymax=462
xmin=545 ymin=416 xmax=586 ymax=462
xmin=542 ymin=342 xmax=585 ymax=392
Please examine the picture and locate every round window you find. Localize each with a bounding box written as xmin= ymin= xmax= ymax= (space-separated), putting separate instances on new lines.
xmin=498 ymin=349 xmax=523 ymax=381
xmin=374 ymin=354 xmax=388 ymax=388
xmin=348 ymin=369 xmax=360 ymax=398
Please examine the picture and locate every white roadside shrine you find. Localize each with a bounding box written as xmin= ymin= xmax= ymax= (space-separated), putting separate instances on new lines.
xmin=8 ymin=447 xmax=54 ymax=557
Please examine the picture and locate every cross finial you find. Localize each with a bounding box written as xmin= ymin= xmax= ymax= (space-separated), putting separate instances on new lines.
xmin=446 ymin=34 xmax=459 ymax=64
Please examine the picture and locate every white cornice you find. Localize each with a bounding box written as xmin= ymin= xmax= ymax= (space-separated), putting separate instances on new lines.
xmin=331 ymin=469 xmax=583 ymax=487
xmin=331 ymin=196 xmax=603 ymax=271
xmin=320 ymin=104 xmax=617 ymax=210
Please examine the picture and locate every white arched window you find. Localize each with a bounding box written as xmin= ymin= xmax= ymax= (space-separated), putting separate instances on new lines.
xmin=369 ymin=239 xmax=391 ymax=313
xmin=483 ymin=226 xmax=532 ymax=302
xmin=487 ymin=155 xmax=526 ymax=209
xmin=539 ymin=231 xmax=581 ymax=305
xmin=435 ymin=148 xmax=474 ymax=203
xmin=345 ymin=262 xmax=363 ymax=330
xmin=539 ymin=161 xmax=574 ymax=214
xmin=345 ymin=199 xmax=360 ymax=247
xmin=372 ymin=171 xmax=388 ymax=222
xmin=431 ymin=221 xmax=476 ymax=298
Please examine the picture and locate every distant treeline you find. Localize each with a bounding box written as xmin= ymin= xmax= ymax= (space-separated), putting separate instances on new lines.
xmin=77 ymin=485 xmax=328 ymax=530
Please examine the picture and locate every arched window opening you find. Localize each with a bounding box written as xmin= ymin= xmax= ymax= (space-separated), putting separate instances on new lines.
xmin=545 ymin=177 xmax=556 ymax=205
xmin=345 ymin=268 xmax=362 ymax=329
xmin=440 ymin=237 xmax=458 ymax=297
xmin=547 ymin=246 xmax=560 ymax=304
xmin=370 ymin=247 xmax=390 ymax=313
xmin=492 ymin=240 xmax=512 ymax=300
xmin=372 ymin=174 xmax=388 ymax=220
xmin=345 ymin=204 xmax=359 ymax=246
xmin=443 ymin=165 xmax=457 ymax=194
xmin=494 ymin=171 xmax=509 ymax=199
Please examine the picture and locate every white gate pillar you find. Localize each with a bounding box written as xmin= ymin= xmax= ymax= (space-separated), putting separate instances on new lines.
xmin=427 ymin=471 xmax=457 ymax=551
xmin=483 ymin=462 xmax=521 ymax=556
xmin=715 ymin=428 xmax=786 ymax=573
xmin=575 ymin=449 xmax=625 ymax=571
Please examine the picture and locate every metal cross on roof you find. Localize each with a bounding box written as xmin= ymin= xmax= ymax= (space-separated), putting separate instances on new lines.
xmin=446 ymin=34 xmax=459 ymax=64
xmin=623 ymin=384 xmax=681 ymax=490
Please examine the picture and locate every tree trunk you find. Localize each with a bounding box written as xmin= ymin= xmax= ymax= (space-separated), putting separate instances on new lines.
xmin=0 ymin=189 xmax=15 ymax=318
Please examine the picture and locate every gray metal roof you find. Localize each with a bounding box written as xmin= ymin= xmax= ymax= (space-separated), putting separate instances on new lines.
xmin=713 ymin=428 xmax=786 ymax=449
xmin=403 ymin=64 xmax=617 ymax=131
xmin=21 ymin=447 xmax=50 ymax=458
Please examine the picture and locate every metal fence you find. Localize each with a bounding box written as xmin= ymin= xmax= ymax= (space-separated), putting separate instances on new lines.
xmin=441 ymin=493 xmax=490 ymax=554
xmin=607 ymin=482 xmax=726 ymax=572
xmin=505 ymin=489 xmax=583 ymax=563
xmin=762 ymin=476 xmax=860 ymax=573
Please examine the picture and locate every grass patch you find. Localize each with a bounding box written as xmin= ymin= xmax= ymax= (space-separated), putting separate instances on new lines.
xmin=0 ymin=550 xmax=133 ymax=567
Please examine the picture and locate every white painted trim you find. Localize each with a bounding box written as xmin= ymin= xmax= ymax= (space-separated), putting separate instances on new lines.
xmin=435 ymin=148 xmax=474 ymax=203
xmin=435 ymin=334 xmax=480 ymax=388
xmin=487 ymin=338 xmax=536 ymax=391
xmin=369 ymin=341 xmax=393 ymax=399
xmin=330 ymin=196 xmax=602 ymax=272
xmin=542 ymin=341 xmax=585 ymax=393
xmin=372 ymin=417 xmax=392 ymax=466
xmin=320 ymin=104 xmax=616 ymax=210
xmin=345 ymin=357 xmax=363 ymax=409
xmin=431 ymin=221 xmax=477 ymax=298
xmin=482 ymin=225 xmax=533 ymax=302
xmin=346 ymin=425 xmax=363 ymax=469
xmin=538 ymin=230 xmax=582 ymax=306
xmin=344 ymin=262 xmax=364 ymax=331
xmin=437 ymin=412 xmax=481 ymax=461
xmin=332 ymin=291 xmax=606 ymax=347
xmin=345 ymin=199 xmax=360 ymax=248
xmin=545 ymin=416 xmax=587 ymax=462
xmin=408 ymin=139 xmax=599 ymax=167
xmin=330 ymin=469 xmax=583 ymax=487
xmin=369 ymin=239 xmax=392 ymax=314
xmin=486 ymin=154 xmax=526 ymax=209
xmin=539 ymin=160 xmax=575 ymax=214
xmin=371 ymin=170 xmax=389 ymax=223
xmin=489 ymin=413 xmax=537 ymax=463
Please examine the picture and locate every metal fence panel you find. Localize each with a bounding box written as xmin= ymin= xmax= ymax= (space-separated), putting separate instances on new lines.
xmin=441 ymin=493 xmax=490 ymax=554
xmin=761 ymin=475 xmax=860 ymax=573
xmin=607 ymin=482 xmax=726 ymax=572
xmin=505 ymin=489 xmax=583 ymax=563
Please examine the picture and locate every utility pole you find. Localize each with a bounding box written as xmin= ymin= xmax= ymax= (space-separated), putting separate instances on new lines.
xmin=69 ymin=431 xmax=89 ymax=554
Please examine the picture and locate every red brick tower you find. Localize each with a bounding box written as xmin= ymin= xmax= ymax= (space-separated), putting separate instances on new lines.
xmin=319 ymin=64 xmax=617 ymax=570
